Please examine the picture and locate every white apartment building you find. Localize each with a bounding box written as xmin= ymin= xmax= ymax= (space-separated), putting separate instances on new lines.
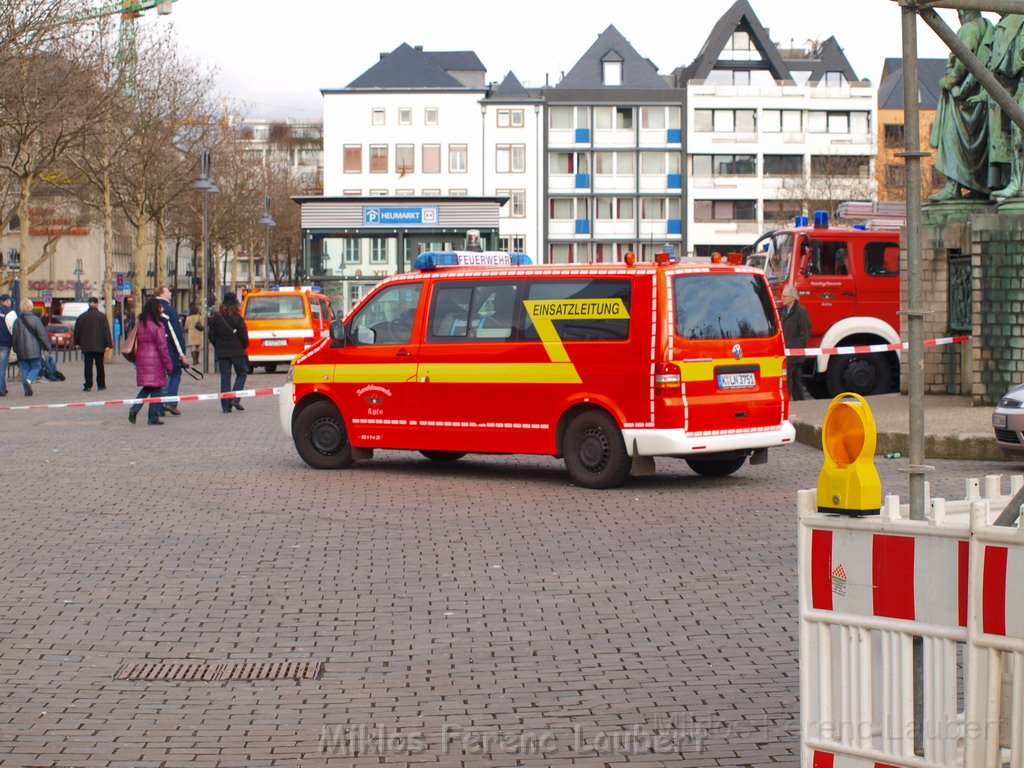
xmin=681 ymin=0 xmax=877 ymax=257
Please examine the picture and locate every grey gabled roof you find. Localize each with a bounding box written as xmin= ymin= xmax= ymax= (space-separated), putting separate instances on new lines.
xmin=427 ymin=51 xmax=485 ymax=72
xmin=800 ymin=37 xmax=861 ymax=84
xmin=346 ymin=43 xmax=468 ymax=88
xmin=491 ymin=71 xmax=530 ymax=97
xmin=878 ymin=58 xmax=946 ymax=109
xmin=556 ymin=24 xmax=670 ymax=89
xmin=686 ymin=0 xmax=791 ymax=82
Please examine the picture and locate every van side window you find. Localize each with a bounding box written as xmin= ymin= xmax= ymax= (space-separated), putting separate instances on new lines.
xmin=864 ymin=241 xmax=899 ymax=276
xmin=808 ymin=240 xmax=852 ymax=276
xmin=310 ymin=301 xmax=322 ymax=320
xmin=349 ymin=282 xmax=422 ymax=345
xmin=428 ymin=282 xmax=518 ymax=342
xmin=523 ymin=279 xmax=631 ymax=342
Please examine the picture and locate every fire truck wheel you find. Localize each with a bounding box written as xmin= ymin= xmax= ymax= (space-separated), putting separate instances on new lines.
xmin=826 ymin=352 xmax=891 ymax=397
xmin=420 ymin=450 xmax=468 ymax=462
xmin=265 ymin=363 xmax=278 ymax=374
xmin=685 ymin=455 xmax=747 ymax=477
xmin=563 ymin=411 xmax=630 ymax=489
xmin=293 ymin=400 xmax=354 ymax=470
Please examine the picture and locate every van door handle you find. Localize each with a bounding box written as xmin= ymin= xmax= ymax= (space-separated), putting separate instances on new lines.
xmin=819 ymin=293 xmax=833 ymax=300
xmin=841 ymin=291 xmax=856 ymax=297
xmin=396 ymin=350 xmax=411 ymax=357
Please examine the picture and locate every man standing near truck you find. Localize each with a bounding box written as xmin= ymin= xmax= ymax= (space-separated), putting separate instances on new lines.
xmin=780 ymin=285 xmax=812 ymax=401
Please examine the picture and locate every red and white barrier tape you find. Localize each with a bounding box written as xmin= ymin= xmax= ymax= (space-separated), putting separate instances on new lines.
xmin=786 ymin=335 xmax=970 ymax=357
xmin=0 ymin=387 xmax=281 ymax=412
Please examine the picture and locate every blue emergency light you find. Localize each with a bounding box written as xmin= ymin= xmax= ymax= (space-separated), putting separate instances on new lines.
xmin=414 ymin=251 xmax=532 ymax=271
xmin=814 ymin=210 xmax=830 ymax=228
xmin=794 ymin=215 xmax=809 ymax=227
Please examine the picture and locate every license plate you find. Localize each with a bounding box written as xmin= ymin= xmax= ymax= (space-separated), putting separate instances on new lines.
xmin=717 ymin=372 xmax=756 ymax=390
xmin=264 ymin=339 xmax=287 ymax=347
xmin=994 ymin=413 xmax=1008 ymax=429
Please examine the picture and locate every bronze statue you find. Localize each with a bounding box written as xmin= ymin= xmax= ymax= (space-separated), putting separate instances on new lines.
xmin=929 ymin=10 xmax=992 ymax=201
xmin=981 ymin=13 xmax=1024 ymax=197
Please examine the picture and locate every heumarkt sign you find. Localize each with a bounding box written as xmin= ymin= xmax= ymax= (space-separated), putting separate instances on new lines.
xmin=362 ymin=206 xmax=439 ymax=227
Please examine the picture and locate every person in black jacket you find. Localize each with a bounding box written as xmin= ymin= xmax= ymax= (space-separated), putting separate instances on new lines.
xmin=11 ymin=299 xmax=52 ymax=396
xmin=208 ymin=292 xmax=249 ymax=413
xmin=780 ymin=285 xmax=812 ymax=401
xmin=73 ymin=297 xmax=113 ymax=391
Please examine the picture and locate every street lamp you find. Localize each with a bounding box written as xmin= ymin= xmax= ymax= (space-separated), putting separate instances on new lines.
xmin=195 ymin=149 xmax=219 ymax=373
xmin=259 ymin=194 xmax=276 ymax=291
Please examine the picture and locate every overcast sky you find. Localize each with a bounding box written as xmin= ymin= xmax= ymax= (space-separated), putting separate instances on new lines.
xmin=150 ymin=0 xmax=959 ymax=119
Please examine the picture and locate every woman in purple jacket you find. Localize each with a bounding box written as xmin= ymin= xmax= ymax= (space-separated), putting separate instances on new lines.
xmin=128 ymin=297 xmax=173 ymax=425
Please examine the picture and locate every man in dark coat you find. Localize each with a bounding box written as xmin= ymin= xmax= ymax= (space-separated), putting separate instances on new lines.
xmin=0 ymin=293 xmax=12 ymax=397
xmin=780 ymin=285 xmax=812 ymax=401
xmin=73 ymin=297 xmax=113 ymax=391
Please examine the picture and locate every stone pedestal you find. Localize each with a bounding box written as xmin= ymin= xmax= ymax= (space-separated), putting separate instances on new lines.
xmin=915 ymin=203 xmax=1024 ymax=405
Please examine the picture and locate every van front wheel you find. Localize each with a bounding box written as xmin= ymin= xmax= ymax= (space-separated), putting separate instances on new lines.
xmin=293 ymin=400 xmax=354 ymax=470
xmin=563 ymin=411 xmax=630 ymax=489
xmin=420 ymin=450 xmax=467 ymax=462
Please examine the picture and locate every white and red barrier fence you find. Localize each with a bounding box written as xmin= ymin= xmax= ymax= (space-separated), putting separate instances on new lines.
xmin=799 ymin=477 xmax=1024 ymax=767
xmin=786 ymin=335 xmax=970 ymax=358
xmin=0 ymin=387 xmax=282 ymax=412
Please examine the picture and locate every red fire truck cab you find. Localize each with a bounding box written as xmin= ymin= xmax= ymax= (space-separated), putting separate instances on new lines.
xmin=751 ymin=215 xmax=901 ymax=397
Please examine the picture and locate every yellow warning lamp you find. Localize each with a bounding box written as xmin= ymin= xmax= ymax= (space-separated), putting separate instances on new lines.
xmin=816 ymin=392 xmax=882 ymax=516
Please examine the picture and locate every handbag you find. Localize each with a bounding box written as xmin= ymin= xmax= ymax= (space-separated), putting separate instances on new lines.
xmin=121 ymin=323 xmax=139 ymax=363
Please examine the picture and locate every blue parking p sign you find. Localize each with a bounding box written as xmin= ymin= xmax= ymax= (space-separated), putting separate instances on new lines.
xmin=362 ymin=206 xmax=438 ymax=226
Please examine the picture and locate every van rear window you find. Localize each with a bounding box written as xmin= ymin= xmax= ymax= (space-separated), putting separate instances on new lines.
xmin=244 ymin=296 xmax=306 ymax=320
xmin=674 ymin=274 xmax=777 ymax=340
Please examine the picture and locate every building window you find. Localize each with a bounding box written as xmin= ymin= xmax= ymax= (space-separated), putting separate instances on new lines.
xmin=824 ymin=71 xmax=846 ymax=87
xmin=809 ymin=111 xmax=852 ymax=134
xmin=449 ymin=144 xmax=467 ymax=173
xmin=641 ymin=197 xmax=681 ymax=220
xmin=603 ymin=60 xmax=622 ymax=86
xmin=369 ymin=189 xmax=388 ymax=196
xmin=343 ymin=144 xmax=361 ymax=173
xmin=371 ymin=108 xmax=385 ymax=126
xmin=762 ymin=109 xmax=802 ymax=133
xmin=550 ymin=152 xmax=590 ymax=174
xmin=496 ymin=144 xmax=525 ymax=173
xmin=342 ymin=189 xmax=362 ymax=195
xmin=424 ymin=107 xmax=438 ymax=125
xmin=549 ymin=198 xmax=583 ymax=220
xmin=763 ymin=155 xmax=803 ymax=176
xmin=694 ymin=200 xmax=756 ymax=221
xmin=763 ymin=199 xmax=803 ymax=222
xmin=497 ymin=189 xmax=526 ymax=218
xmin=885 ymin=164 xmax=906 ymax=187
xmin=398 ymin=108 xmax=412 ymax=125
xmin=369 ymin=145 xmax=388 ymax=173
xmin=422 ymin=144 xmax=440 ymax=174
xmin=344 ymin=239 xmax=360 ymax=264
xmin=691 ymin=154 xmax=755 ymax=176
xmin=595 ymin=106 xmax=634 ymax=130
xmin=594 ymin=151 xmax=634 ymax=175
xmin=697 ymin=109 xmax=756 ymax=133
xmin=850 ymin=112 xmax=870 ymax=134
xmin=370 ymin=238 xmax=387 ymax=264
xmin=548 ymin=105 xmax=590 ymax=130
xmin=448 ymin=188 xmax=467 ymax=196
xmin=811 ymin=155 xmax=870 ymax=177
xmin=499 ymin=235 xmax=526 ymax=252
xmin=884 ymin=124 xmax=905 ymax=148
xmin=396 ymin=144 xmax=414 ymax=176
xmin=497 ymin=109 xmax=524 ymax=128
xmin=422 ymin=188 xmax=440 ymax=195
xmin=595 ymin=197 xmax=634 ymax=220
xmin=549 ymin=244 xmax=574 ymax=264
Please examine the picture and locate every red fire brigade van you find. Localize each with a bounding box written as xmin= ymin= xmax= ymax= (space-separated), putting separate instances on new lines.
xmin=279 ymin=251 xmax=795 ymax=488
xmin=751 ymin=214 xmax=901 ymax=397
xmin=241 ymin=288 xmax=335 ymax=373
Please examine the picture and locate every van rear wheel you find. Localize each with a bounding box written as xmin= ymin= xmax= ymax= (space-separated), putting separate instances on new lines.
xmin=265 ymin=363 xmax=278 ymax=374
xmin=685 ymin=455 xmax=747 ymax=477
xmin=293 ymin=400 xmax=354 ymax=470
xmin=420 ymin=450 xmax=467 ymax=462
xmin=563 ymin=411 xmax=630 ymax=489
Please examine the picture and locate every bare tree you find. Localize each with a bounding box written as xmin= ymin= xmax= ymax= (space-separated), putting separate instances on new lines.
xmin=767 ymin=154 xmax=877 ymax=229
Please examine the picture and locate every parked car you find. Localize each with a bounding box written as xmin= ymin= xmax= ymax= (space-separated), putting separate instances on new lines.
xmin=46 ymin=323 xmax=73 ymax=348
xmin=993 ymin=383 xmax=1024 ymax=456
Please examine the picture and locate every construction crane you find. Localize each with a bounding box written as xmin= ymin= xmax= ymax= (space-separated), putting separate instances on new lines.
xmin=80 ymin=0 xmax=176 ymax=91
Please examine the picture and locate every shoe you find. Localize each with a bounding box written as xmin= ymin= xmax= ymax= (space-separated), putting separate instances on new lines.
xmin=232 ymin=401 xmax=244 ymax=411
xmin=83 ymin=386 xmax=91 ymax=392
xmin=222 ymin=408 xmax=232 ymax=414
xmin=164 ymin=405 xmax=181 ymax=415
xmin=98 ymin=386 xmax=106 ymax=391
xmin=128 ymin=410 xmax=137 ymax=424
xmin=0 ymin=391 xmax=7 ymax=397
xmin=148 ymin=419 xmax=165 ymax=426
xmin=24 ymin=383 xmax=32 ymax=396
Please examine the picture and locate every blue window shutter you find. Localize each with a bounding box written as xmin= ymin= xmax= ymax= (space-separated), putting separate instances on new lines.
xmin=575 ymin=219 xmax=591 ymax=234
xmin=667 ymin=173 xmax=682 ymax=189
xmin=575 ymin=173 xmax=590 ymax=189
xmin=575 ymin=128 xmax=591 ymax=143
xmin=667 ymin=220 xmax=682 ymax=235
xmin=667 ymin=128 xmax=682 ymax=144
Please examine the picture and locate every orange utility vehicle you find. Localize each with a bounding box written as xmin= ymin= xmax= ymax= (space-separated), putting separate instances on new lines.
xmin=751 ymin=213 xmax=901 ymax=397
xmin=241 ymin=288 xmax=335 ymax=373
xmin=279 ymin=250 xmax=795 ymax=488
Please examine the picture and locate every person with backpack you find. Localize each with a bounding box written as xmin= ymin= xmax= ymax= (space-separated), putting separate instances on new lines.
xmin=208 ymin=292 xmax=249 ymax=413
xmin=0 ymin=293 xmax=13 ymax=397
xmin=10 ymin=298 xmax=51 ymax=396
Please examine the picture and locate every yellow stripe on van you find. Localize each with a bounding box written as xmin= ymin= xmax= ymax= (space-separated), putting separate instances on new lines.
xmin=294 ymin=363 xmax=418 ymax=384
xmin=419 ymin=362 xmax=582 ymax=384
xmin=524 ymin=298 xmax=629 ymax=364
xmin=679 ymin=356 xmax=784 ymax=382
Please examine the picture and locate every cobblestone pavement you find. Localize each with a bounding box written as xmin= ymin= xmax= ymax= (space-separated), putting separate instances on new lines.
xmin=1 ymin=361 xmax=1018 ymax=767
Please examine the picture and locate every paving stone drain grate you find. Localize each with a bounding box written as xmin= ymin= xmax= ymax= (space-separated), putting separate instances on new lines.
xmin=115 ymin=660 xmax=322 ymax=682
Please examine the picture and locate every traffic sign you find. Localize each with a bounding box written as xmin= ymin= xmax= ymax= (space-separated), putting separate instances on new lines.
xmin=121 ymin=281 xmax=131 ymax=291
xmin=114 ymin=291 xmax=124 ymax=301
xmin=116 ymin=273 xmax=125 ymax=289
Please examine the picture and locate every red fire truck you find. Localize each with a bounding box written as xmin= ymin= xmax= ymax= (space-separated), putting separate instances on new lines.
xmin=751 ymin=214 xmax=901 ymax=397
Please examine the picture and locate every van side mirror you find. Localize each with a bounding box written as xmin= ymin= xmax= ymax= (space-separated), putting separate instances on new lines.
xmin=329 ymin=318 xmax=347 ymax=346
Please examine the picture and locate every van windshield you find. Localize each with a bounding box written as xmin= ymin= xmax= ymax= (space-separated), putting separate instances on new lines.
xmin=674 ymin=273 xmax=778 ymax=340
xmin=244 ymin=295 xmax=306 ymax=320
